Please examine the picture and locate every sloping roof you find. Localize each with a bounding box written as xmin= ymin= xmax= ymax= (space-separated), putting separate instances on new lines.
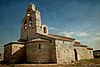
xmin=48 ymin=34 xmax=75 ymax=42
xmin=87 ymin=47 xmax=93 ymax=50
xmin=34 ymin=33 xmax=75 ymax=42
xmin=74 ymin=41 xmax=80 ymax=45
xmin=36 ymin=33 xmax=75 ymax=42
xmin=74 ymin=44 xmax=87 ymax=47
xmin=4 ymin=42 xmax=25 ymax=47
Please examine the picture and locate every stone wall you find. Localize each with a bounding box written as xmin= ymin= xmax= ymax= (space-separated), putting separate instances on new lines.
xmin=55 ymin=40 xmax=75 ymax=64
xmin=4 ymin=42 xmax=26 ymax=63
xmin=87 ymin=49 xmax=94 ymax=59
xmin=26 ymin=40 xmax=56 ymax=63
xmin=74 ymin=46 xmax=90 ymax=60
xmin=4 ymin=44 xmax=12 ymax=62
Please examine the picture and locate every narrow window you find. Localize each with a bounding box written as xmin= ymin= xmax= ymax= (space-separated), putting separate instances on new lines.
xmin=39 ymin=44 xmax=41 ymax=49
xmin=27 ymin=36 xmax=28 ymax=40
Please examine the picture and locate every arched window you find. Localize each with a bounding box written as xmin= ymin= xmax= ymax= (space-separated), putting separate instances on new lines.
xmin=27 ymin=9 xmax=30 ymax=14
xmin=24 ymin=20 xmax=27 ymax=29
xmin=43 ymin=27 xmax=47 ymax=33
xmin=27 ymin=9 xmax=31 ymax=16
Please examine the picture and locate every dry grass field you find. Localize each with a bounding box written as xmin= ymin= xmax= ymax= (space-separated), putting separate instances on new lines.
xmin=0 ymin=58 xmax=100 ymax=67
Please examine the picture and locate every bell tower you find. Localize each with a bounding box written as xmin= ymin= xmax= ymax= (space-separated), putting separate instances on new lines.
xmin=20 ymin=2 xmax=42 ymax=40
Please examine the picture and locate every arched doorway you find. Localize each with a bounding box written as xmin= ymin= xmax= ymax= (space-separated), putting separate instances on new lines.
xmin=74 ymin=49 xmax=78 ymax=61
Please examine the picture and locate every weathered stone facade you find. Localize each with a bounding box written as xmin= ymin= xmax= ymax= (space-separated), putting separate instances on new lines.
xmin=74 ymin=43 xmax=94 ymax=61
xmin=4 ymin=42 xmax=26 ymax=63
xmin=26 ymin=39 xmax=56 ymax=63
xmin=55 ymin=40 xmax=75 ymax=64
xmin=4 ymin=2 xmax=94 ymax=64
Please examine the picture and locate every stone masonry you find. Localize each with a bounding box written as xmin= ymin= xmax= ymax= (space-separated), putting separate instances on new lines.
xmin=4 ymin=2 xmax=94 ymax=64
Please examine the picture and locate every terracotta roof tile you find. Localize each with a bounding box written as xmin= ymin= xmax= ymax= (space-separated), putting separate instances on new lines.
xmin=35 ymin=33 xmax=75 ymax=42
xmin=87 ymin=47 xmax=93 ymax=50
xmin=48 ymin=34 xmax=75 ymax=42
xmin=74 ymin=41 xmax=80 ymax=45
xmin=74 ymin=44 xmax=87 ymax=47
xmin=4 ymin=42 xmax=25 ymax=47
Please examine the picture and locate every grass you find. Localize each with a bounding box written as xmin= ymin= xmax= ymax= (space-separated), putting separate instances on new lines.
xmin=0 ymin=58 xmax=100 ymax=67
xmin=73 ymin=58 xmax=100 ymax=66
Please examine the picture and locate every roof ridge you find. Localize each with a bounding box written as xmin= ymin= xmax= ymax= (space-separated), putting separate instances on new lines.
xmin=49 ymin=34 xmax=75 ymax=40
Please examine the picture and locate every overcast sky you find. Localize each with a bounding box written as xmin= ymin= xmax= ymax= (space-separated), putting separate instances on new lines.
xmin=0 ymin=0 xmax=100 ymax=53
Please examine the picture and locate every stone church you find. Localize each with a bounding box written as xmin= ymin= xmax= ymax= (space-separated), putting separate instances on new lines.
xmin=4 ymin=3 xmax=94 ymax=64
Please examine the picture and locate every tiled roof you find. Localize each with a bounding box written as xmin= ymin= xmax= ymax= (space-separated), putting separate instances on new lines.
xmin=48 ymin=34 xmax=75 ymax=42
xmin=37 ymin=33 xmax=75 ymax=42
xmin=74 ymin=44 xmax=87 ymax=47
xmin=4 ymin=42 xmax=25 ymax=47
xmin=74 ymin=41 xmax=80 ymax=45
xmin=87 ymin=47 xmax=93 ymax=50
xmin=35 ymin=33 xmax=75 ymax=42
